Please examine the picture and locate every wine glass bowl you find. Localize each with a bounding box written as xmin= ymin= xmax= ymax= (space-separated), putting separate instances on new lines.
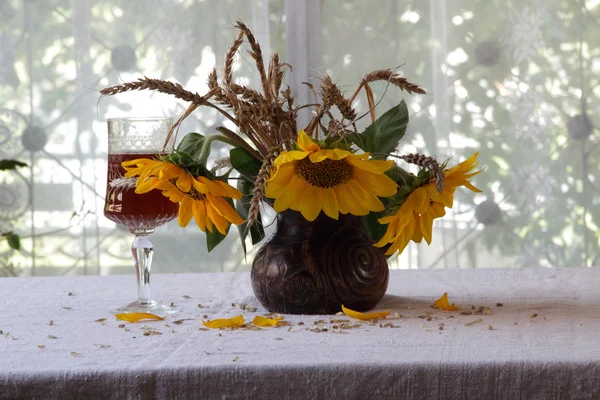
xmin=103 ymin=117 xmax=179 ymax=317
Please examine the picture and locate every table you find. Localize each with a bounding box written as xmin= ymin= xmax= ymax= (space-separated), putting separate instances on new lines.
xmin=1 ymin=268 xmax=600 ymax=399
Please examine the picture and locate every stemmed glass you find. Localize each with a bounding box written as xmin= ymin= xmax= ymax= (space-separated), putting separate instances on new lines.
xmin=103 ymin=117 xmax=179 ymax=317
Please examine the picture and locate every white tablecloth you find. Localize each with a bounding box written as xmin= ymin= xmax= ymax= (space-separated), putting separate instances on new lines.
xmin=1 ymin=268 xmax=600 ymax=399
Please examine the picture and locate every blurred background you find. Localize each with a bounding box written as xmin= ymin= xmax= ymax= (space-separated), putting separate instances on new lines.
xmin=1 ymin=0 xmax=599 ymax=276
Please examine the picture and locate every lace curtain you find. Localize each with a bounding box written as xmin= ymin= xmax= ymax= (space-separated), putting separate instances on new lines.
xmin=1 ymin=0 xmax=598 ymax=276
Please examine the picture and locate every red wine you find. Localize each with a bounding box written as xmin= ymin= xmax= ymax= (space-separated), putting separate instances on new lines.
xmin=104 ymin=153 xmax=179 ymax=231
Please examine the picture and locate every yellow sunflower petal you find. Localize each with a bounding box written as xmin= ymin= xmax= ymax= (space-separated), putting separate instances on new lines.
xmin=178 ymin=198 xmax=193 ymax=227
xmin=273 ymin=176 xmax=308 ymax=212
xmin=433 ymin=292 xmax=460 ymax=311
xmin=212 ymin=180 xmax=243 ymax=199
xmin=341 ymin=305 xmax=390 ymax=321
xmin=346 ymin=179 xmax=384 ymax=213
xmin=192 ymin=200 xmax=207 ymax=232
xmin=252 ymin=315 xmax=283 ymax=327
xmin=274 ymin=150 xmax=310 ymax=165
xmin=412 ymin=213 xmax=423 ymax=243
xmin=420 ymin=211 xmax=434 ymax=245
xmin=296 ymin=130 xmax=320 ymax=152
xmin=176 ymin=173 xmax=192 ymax=192
xmin=206 ymin=202 xmax=230 ymax=235
xmin=335 ymin=184 xmax=367 ymax=215
xmin=135 ymin=177 xmax=160 ymax=194
xmin=353 ymin=167 xmax=398 ymax=197
xmin=202 ymin=315 xmax=245 ymax=328
xmin=297 ymin=184 xmax=323 ymax=221
xmin=115 ymin=313 xmax=165 ymax=322
xmin=346 ymin=157 xmax=394 ymax=174
xmin=309 ymin=148 xmax=352 ymax=163
xmin=265 ymin=164 xmax=296 ymax=198
xmin=322 ymin=188 xmax=339 ymax=220
xmin=206 ymin=193 xmax=244 ymax=225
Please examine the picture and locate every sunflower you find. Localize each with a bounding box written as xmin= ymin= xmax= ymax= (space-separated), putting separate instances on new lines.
xmin=265 ymin=130 xmax=398 ymax=221
xmin=122 ymin=158 xmax=244 ymax=234
xmin=375 ymin=152 xmax=483 ymax=256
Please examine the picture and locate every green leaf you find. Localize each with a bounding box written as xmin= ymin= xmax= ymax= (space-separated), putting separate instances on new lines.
xmin=206 ymin=226 xmax=229 ymax=253
xmin=361 ymin=212 xmax=387 ymax=243
xmin=0 ymin=159 xmax=27 ymax=171
xmin=230 ymin=147 xmax=263 ymax=180
xmin=360 ymin=100 xmax=409 ymax=157
xmin=176 ymin=133 xmax=206 ymax=161
xmin=2 ymin=232 xmax=21 ymax=251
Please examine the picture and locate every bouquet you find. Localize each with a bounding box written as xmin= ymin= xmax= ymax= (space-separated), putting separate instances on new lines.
xmin=100 ymin=21 xmax=482 ymax=257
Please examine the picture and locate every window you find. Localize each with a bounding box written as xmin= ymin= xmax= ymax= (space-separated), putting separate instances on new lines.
xmin=1 ymin=0 xmax=598 ymax=276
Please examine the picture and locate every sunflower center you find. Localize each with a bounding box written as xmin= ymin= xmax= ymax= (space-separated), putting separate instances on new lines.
xmin=295 ymin=157 xmax=353 ymax=188
xmin=169 ymin=178 xmax=206 ymax=201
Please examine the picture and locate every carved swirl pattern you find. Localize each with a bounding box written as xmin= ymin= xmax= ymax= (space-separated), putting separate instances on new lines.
xmin=251 ymin=210 xmax=389 ymax=315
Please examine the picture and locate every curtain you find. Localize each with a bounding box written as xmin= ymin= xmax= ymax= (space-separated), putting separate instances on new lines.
xmin=1 ymin=0 xmax=598 ymax=276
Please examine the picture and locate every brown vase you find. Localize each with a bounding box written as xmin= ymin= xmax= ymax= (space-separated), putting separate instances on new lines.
xmin=251 ymin=209 xmax=389 ymax=314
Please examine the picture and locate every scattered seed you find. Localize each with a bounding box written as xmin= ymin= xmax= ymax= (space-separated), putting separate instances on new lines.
xmin=496 ymin=303 xmax=503 ymax=307
xmin=71 ymin=352 xmax=80 ymax=357
xmin=203 ymin=315 xmax=209 ymax=319
xmin=68 ymin=292 xmax=74 ymax=296
xmin=514 ymin=322 xmax=518 ymax=325
xmin=488 ymin=325 xmax=494 ymax=330
xmin=460 ymin=311 xmax=473 ymax=315
xmin=47 ymin=320 xmax=54 ymax=326
xmin=439 ymin=326 xmax=444 ymax=330
xmin=143 ymin=330 xmax=162 ymax=336
xmin=94 ymin=318 xmax=107 ymax=323
xmin=246 ymin=307 xmax=257 ymax=312
xmin=118 ymin=324 xmax=125 ymax=328
xmin=275 ymin=338 xmax=283 ymax=341
xmin=330 ymin=319 xmax=350 ymax=324
xmin=233 ymin=356 xmax=240 ymax=362
xmin=297 ymin=322 xmax=304 ymax=326
xmin=169 ymin=302 xmax=176 ymax=307
xmin=94 ymin=344 xmax=110 ymax=348
xmin=38 ymin=345 xmax=45 ymax=349
xmin=48 ymin=335 xmax=57 ymax=339
xmin=465 ymin=318 xmax=483 ymax=327
xmin=198 ymin=328 xmax=209 ymax=331
xmin=63 ymin=307 xmax=72 ymax=310
xmin=182 ymin=295 xmax=191 ymax=299
xmin=287 ymin=327 xmax=293 ymax=332
xmin=314 ymin=320 xmax=325 ymax=325
xmin=197 ymin=304 xmax=208 ymax=308
xmin=530 ymin=313 xmax=538 ymax=318
xmin=172 ymin=320 xmax=186 ymax=325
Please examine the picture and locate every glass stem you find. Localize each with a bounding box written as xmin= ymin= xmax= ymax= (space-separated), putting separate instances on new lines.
xmin=132 ymin=232 xmax=154 ymax=304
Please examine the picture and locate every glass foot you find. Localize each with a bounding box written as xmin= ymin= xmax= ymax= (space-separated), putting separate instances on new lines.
xmin=110 ymin=299 xmax=179 ymax=318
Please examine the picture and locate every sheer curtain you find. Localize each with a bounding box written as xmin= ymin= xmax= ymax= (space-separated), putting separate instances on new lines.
xmin=1 ymin=0 xmax=598 ymax=277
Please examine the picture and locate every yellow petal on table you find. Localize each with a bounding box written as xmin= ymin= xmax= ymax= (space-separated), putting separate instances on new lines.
xmin=114 ymin=313 xmax=165 ymax=322
xmin=202 ymin=315 xmax=245 ymax=329
xmin=433 ymin=292 xmax=461 ymax=311
xmin=252 ymin=315 xmax=283 ymax=327
xmin=341 ymin=305 xmax=390 ymax=321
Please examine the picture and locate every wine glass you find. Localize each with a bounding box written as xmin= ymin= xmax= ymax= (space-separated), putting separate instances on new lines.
xmin=104 ymin=117 xmax=179 ymax=317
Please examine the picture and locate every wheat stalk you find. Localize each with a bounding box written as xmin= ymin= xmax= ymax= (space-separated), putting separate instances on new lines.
xmin=247 ymin=145 xmax=282 ymax=228
xmin=396 ymin=153 xmax=445 ymax=193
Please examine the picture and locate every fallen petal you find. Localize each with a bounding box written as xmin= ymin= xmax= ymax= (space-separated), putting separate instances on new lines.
xmin=114 ymin=313 xmax=165 ymax=322
xmin=342 ymin=305 xmax=390 ymax=321
xmin=433 ymin=292 xmax=460 ymax=311
xmin=202 ymin=315 xmax=244 ymax=328
xmin=253 ymin=315 xmax=283 ymax=327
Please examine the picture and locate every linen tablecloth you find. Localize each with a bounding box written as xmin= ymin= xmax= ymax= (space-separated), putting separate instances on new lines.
xmin=1 ymin=268 xmax=600 ymax=399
